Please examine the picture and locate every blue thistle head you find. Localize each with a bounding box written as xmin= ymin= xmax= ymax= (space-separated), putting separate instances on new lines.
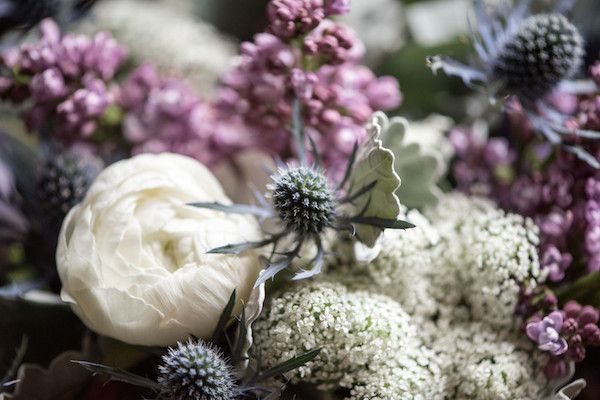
xmin=493 ymin=13 xmax=584 ymax=101
xmin=37 ymin=147 xmax=102 ymax=219
xmin=270 ymin=165 xmax=336 ymax=236
xmin=158 ymin=339 xmax=237 ymax=400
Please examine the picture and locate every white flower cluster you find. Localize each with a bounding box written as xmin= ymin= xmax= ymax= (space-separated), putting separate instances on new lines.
xmin=79 ymin=0 xmax=237 ymax=94
xmin=326 ymin=207 xmax=440 ymax=318
xmin=427 ymin=319 xmax=549 ymax=400
xmin=257 ymin=193 xmax=551 ymax=399
xmin=253 ymin=281 xmax=444 ymax=400
xmin=425 ymin=193 xmax=546 ymax=327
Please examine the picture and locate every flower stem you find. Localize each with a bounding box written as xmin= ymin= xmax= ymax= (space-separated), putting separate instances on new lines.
xmin=555 ymin=270 xmax=600 ymax=306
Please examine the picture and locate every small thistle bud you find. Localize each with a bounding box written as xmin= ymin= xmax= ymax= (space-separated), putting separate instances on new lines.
xmin=158 ymin=339 xmax=236 ymax=400
xmin=492 ymin=13 xmax=584 ymax=101
xmin=270 ymin=166 xmax=336 ymax=235
xmin=37 ymin=147 xmax=102 ymax=219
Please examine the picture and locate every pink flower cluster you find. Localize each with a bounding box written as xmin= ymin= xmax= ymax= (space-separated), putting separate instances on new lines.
xmin=119 ymin=63 xmax=254 ymax=167
xmin=266 ymin=0 xmax=350 ymax=39
xmin=0 ymin=19 xmax=126 ymax=142
xmin=218 ymin=0 xmax=401 ymax=177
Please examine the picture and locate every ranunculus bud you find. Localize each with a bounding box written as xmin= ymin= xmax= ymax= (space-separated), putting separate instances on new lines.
xmin=57 ymin=153 xmax=263 ymax=346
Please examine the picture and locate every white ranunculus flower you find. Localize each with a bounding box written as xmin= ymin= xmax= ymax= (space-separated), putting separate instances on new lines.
xmin=57 ymin=153 xmax=263 ymax=346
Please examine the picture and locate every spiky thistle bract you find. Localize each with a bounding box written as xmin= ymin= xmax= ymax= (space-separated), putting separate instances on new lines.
xmin=427 ymin=0 xmax=600 ymax=168
xmin=190 ymin=102 xmax=414 ymax=286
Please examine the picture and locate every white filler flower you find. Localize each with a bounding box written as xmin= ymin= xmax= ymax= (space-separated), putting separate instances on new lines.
xmin=57 ymin=153 xmax=262 ymax=346
xmin=254 ymin=281 xmax=444 ymax=399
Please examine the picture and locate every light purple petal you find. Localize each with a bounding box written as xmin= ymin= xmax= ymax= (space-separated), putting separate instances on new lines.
xmin=526 ymin=321 xmax=543 ymax=341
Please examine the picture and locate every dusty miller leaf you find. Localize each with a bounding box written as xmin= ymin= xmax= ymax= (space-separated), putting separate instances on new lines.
xmin=379 ymin=114 xmax=450 ymax=209
xmin=345 ymin=112 xmax=402 ymax=247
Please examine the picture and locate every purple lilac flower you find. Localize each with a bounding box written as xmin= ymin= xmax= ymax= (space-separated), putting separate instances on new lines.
xmin=28 ymin=67 xmax=67 ymax=102
xmin=527 ymin=311 xmax=569 ymax=356
xmin=541 ymin=245 xmax=573 ymax=282
xmin=0 ymin=19 xmax=126 ymax=143
xmin=448 ymin=126 xmax=514 ymax=196
xmin=119 ymin=64 xmax=252 ymax=167
xmin=303 ymin=20 xmax=363 ymax=65
xmin=54 ymin=76 xmax=111 ymax=139
xmin=324 ymin=0 xmax=350 ymax=16
xmin=217 ymin=8 xmax=401 ymax=178
xmin=267 ymin=0 xmax=325 ymax=40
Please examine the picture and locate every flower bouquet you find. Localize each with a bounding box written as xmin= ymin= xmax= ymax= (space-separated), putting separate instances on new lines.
xmin=0 ymin=0 xmax=599 ymax=399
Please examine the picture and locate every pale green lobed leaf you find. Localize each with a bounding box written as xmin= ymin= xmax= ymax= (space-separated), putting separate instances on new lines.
xmin=346 ymin=112 xmax=402 ymax=247
xmin=379 ymin=113 xmax=450 ymax=209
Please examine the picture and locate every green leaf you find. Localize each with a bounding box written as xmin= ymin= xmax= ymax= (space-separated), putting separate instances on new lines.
xmin=211 ymin=290 xmax=236 ymax=343
xmin=337 ymin=141 xmax=359 ymax=191
xmin=207 ymin=238 xmax=274 ymax=255
xmin=256 ymin=348 xmax=321 ymax=381
xmin=1 ymin=336 xmax=28 ymax=386
xmin=349 ymin=217 xmax=415 ymax=230
xmin=230 ymin=306 xmax=247 ymax=365
xmin=291 ymin=99 xmax=307 ymax=164
xmin=556 ymin=270 xmax=600 ymax=307
xmin=380 ymin=114 xmax=451 ymax=209
xmin=188 ymin=202 xmax=272 ymax=218
xmin=345 ymin=112 xmax=403 ymax=247
xmin=308 ymin=134 xmax=321 ymax=168
xmin=71 ymin=360 xmax=160 ymax=390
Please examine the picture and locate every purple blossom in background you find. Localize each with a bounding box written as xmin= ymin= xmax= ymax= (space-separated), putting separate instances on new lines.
xmin=218 ymin=9 xmax=401 ymax=178
xmin=55 ymin=76 xmax=111 ymax=139
xmin=267 ymin=0 xmax=325 ymax=40
xmin=303 ymin=21 xmax=363 ymax=65
xmin=29 ymin=67 xmax=67 ymax=102
xmin=119 ymin=64 xmax=252 ymax=167
xmin=448 ymin=126 xmax=514 ymax=196
xmin=0 ymin=19 xmax=126 ymax=143
xmin=541 ymin=245 xmax=573 ymax=282
xmin=324 ymin=0 xmax=350 ymax=15
xmin=527 ymin=311 xmax=568 ymax=355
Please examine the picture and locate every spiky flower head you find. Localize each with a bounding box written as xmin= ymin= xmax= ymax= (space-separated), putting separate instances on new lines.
xmin=37 ymin=146 xmax=103 ymax=219
xmin=493 ymin=13 xmax=584 ymax=101
xmin=158 ymin=339 xmax=237 ymax=400
xmin=270 ymin=165 xmax=336 ymax=235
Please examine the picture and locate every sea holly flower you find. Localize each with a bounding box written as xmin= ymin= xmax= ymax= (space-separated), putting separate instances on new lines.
xmin=190 ymin=108 xmax=413 ymax=285
xmin=158 ymin=339 xmax=237 ymax=400
xmin=427 ymin=0 xmax=600 ymax=167
xmin=527 ymin=311 xmax=568 ymax=356
xmin=37 ymin=144 xmax=103 ymax=222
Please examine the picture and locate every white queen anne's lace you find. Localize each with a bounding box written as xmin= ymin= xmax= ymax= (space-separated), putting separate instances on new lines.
xmin=425 ymin=193 xmax=546 ymax=327
xmin=427 ymin=319 xmax=549 ymax=400
xmin=257 ymin=194 xmax=552 ymax=399
xmin=253 ymin=281 xmax=444 ymax=399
